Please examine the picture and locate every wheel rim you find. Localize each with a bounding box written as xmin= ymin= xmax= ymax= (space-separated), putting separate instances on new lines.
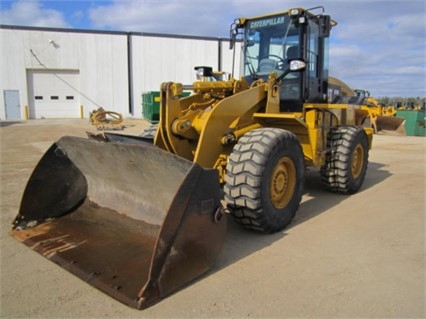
xmin=269 ymin=157 xmax=296 ymax=209
xmin=351 ymin=144 xmax=364 ymax=178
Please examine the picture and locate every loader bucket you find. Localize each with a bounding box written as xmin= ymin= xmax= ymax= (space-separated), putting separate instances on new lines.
xmin=11 ymin=136 xmax=226 ymax=309
xmin=376 ymin=116 xmax=406 ymax=135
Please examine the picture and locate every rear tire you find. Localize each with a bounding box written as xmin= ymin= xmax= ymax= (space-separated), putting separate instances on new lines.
xmin=224 ymin=128 xmax=304 ymax=233
xmin=320 ymin=126 xmax=369 ymax=194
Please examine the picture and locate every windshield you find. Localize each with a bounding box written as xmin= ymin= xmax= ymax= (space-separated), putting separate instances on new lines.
xmin=243 ymin=14 xmax=300 ymax=79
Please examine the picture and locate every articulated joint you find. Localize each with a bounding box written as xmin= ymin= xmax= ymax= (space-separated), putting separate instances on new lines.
xmin=221 ymin=133 xmax=236 ymax=145
xmin=172 ymin=119 xmax=191 ymax=134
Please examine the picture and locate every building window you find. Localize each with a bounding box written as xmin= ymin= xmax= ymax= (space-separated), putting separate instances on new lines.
xmin=50 ymin=96 xmax=59 ymax=100
xmin=35 ymin=96 xmax=43 ymax=100
xmin=66 ymin=96 xmax=74 ymax=100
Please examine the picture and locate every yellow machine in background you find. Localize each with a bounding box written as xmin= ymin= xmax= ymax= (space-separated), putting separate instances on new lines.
xmin=354 ymin=89 xmax=397 ymax=116
xmin=89 ymin=107 xmax=124 ymax=130
xmin=12 ymin=7 xmax=374 ymax=310
xmin=396 ymin=101 xmax=423 ymax=110
xmin=353 ymin=89 xmax=405 ymax=134
xmin=329 ymin=78 xmax=405 ymax=134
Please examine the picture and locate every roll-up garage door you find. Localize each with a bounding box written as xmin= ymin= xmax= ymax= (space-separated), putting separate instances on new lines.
xmin=27 ymin=70 xmax=80 ymax=118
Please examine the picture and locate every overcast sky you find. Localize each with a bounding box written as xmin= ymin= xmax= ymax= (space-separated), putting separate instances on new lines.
xmin=1 ymin=0 xmax=425 ymax=97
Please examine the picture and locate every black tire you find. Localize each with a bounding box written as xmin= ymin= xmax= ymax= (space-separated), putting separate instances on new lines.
xmin=140 ymin=124 xmax=158 ymax=139
xmin=320 ymin=126 xmax=369 ymax=194
xmin=224 ymin=128 xmax=305 ymax=233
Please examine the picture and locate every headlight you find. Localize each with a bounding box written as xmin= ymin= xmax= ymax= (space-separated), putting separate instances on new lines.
xmin=290 ymin=8 xmax=300 ymax=16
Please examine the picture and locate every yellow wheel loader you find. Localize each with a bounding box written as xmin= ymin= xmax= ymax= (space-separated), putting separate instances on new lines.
xmin=353 ymin=89 xmax=405 ymax=134
xmin=11 ymin=7 xmax=373 ymax=310
xmin=328 ymin=77 xmax=405 ymax=134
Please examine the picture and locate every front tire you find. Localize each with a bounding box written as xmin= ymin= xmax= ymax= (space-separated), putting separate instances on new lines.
xmin=320 ymin=126 xmax=369 ymax=194
xmin=224 ymin=128 xmax=304 ymax=233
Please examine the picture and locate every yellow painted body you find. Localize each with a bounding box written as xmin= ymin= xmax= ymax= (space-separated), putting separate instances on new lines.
xmin=154 ymin=75 xmax=373 ymax=183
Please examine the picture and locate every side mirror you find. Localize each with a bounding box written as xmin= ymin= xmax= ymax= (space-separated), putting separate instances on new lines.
xmin=318 ymin=15 xmax=331 ymax=38
xmin=229 ymin=24 xmax=237 ymax=50
xmin=276 ymin=59 xmax=306 ymax=81
xmin=229 ymin=19 xmax=245 ymax=50
xmin=289 ymin=59 xmax=306 ymax=71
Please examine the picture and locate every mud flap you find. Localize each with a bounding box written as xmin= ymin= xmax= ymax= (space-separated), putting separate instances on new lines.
xmin=11 ymin=136 xmax=226 ymax=309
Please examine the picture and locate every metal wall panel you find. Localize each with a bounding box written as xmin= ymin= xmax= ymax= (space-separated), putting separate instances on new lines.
xmin=77 ymin=33 xmax=129 ymax=117
xmin=1 ymin=29 xmax=28 ymax=119
xmin=220 ymin=40 xmax=242 ymax=78
xmin=1 ymin=27 xmax=239 ymax=120
xmin=1 ymin=29 xmax=129 ymax=119
xmin=131 ymin=35 xmax=219 ymax=117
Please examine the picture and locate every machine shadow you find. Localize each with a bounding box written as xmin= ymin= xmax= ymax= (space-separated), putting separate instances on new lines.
xmin=0 ymin=121 xmax=24 ymax=127
xmin=207 ymin=161 xmax=391 ymax=276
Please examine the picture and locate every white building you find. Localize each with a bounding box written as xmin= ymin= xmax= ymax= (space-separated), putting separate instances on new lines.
xmin=0 ymin=25 xmax=241 ymax=120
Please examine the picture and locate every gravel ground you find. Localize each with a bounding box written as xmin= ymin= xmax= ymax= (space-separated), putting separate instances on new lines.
xmin=0 ymin=119 xmax=425 ymax=318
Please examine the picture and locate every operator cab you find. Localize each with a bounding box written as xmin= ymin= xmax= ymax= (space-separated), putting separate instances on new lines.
xmin=231 ymin=7 xmax=333 ymax=112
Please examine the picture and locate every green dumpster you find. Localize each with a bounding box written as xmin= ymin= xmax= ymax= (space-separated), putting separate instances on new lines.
xmin=142 ymin=92 xmax=161 ymax=123
xmin=142 ymin=91 xmax=191 ymax=123
xmin=396 ymin=110 xmax=426 ymax=136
